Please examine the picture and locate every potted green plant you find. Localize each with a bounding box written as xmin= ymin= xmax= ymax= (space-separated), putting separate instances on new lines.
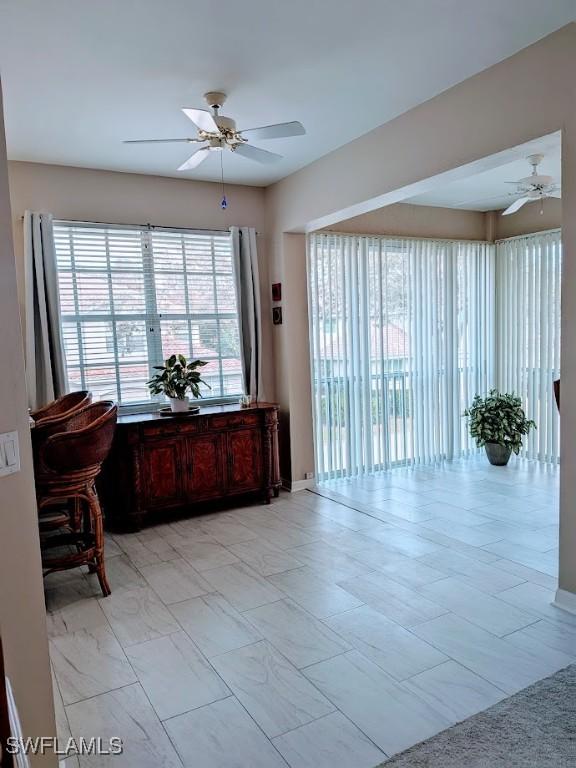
xmin=147 ymin=354 xmax=209 ymax=413
xmin=464 ymin=389 xmax=536 ymax=466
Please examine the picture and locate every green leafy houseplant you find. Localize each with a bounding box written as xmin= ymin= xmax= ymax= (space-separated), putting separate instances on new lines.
xmin=464 ymin=389 xmax=536 ymax=465
xmin=147 ymin=355 xmax=210 ymax=412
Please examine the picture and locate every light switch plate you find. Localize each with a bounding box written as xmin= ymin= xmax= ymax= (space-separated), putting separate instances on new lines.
xmin=0 ymin=431 xmax=20 ymax=477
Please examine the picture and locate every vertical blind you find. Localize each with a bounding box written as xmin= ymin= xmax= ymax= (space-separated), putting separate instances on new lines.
xmin=53 ymin=222 xmax=243 ymax=405
xmin=308 ymin=233 xmax=494 ymax=479
xmin=495 ymin=230 xmax=561 ymax=462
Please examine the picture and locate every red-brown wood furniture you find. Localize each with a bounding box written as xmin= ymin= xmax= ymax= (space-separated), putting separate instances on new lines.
xmin=101 ymin=402 xmax=280 ymax=531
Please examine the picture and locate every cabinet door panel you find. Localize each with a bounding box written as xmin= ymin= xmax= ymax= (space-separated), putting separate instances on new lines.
xmin=227 ymin=428 xmax=263 ymax=491
xmin=140 ymin=439 xmax=184 ymax=509
xmin=187 ymin=435 xmax=225 ymax=498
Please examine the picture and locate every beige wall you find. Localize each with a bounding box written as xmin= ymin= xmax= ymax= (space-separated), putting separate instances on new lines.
xmin=275 ymin=233 xmax=311 ymax=485
xmin=326 ymin=202 xmax=487 ymax=240
xmin=494 ymin=197 xmax=562 ymax=239
xmin=558 ymin=92 xmax=576 ymax=603
xmin=0 ymin=91 xmax=57 ymax=763
xmin=325 ymin=200 xmax=562 ymax=242
xmin=264 ymin=24 xmax=576 ymax=598
xmin=8 ymin=161 xmax=275 ymax=402
xmin=325 ymin=200 xmax=563 ymax=242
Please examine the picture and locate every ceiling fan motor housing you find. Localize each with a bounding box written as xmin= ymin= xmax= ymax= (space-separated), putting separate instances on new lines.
xmin=517 ymin=174 xmax=554 ymax=189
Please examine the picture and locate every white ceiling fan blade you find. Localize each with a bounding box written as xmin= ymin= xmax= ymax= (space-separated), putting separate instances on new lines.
xmin=233 ymin=143 xmax=283 ymax=164
xmin=502 ymin=197 xmax=532 ymax=216
xmin=549 ymin=189 xmax=562 ymax=199
xmin=182 ymin=108 xmax=219 ymax=133
xmin=123 ymin=138 xmax=197 ymax=144
xmin=239 ymin=121 xmax=305 ymax=140
xmin=177 ymin=147 xmax=209 ymax=171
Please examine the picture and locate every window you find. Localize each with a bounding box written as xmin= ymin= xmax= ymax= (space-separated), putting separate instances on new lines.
xmin=53 ymin=222 xmax=244 ymax=406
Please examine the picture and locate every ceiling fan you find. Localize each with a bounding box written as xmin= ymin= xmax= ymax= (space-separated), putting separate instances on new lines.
xmin=501 ymin=153 xmax=561 ymax=216
xmin=124 ymin=91 xmax=306 ymax=171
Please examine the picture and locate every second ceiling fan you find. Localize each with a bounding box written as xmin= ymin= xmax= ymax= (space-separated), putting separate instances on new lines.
xmin=501 ymin=153 xmax=560 ymax=215
xmin=124 ymin=91 xmax=305 ymax=171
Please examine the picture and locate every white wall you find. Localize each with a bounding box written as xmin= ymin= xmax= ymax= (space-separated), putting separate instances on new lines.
xmin=0 ymin=89 xmax=57 ymax=765
xmin=8 ymin=161 xmax=275 ymax=402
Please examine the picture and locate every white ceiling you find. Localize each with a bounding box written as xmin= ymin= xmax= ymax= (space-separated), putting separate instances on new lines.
xmin=0 ymin=1 xmax=574 ymax=186
xmin=407 ymin=132 xmax=562 ymax=211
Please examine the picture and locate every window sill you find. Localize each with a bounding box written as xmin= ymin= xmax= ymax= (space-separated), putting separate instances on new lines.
xmin=118 ymin=397 xmax=243 ymax=416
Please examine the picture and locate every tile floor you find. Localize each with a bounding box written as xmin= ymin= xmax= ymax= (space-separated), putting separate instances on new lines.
xmin=46 ymin=456 xmax=576 ymax=768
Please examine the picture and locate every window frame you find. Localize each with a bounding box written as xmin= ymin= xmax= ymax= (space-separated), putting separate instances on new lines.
xmin=53 ymin=220 xmax=245 ymax=412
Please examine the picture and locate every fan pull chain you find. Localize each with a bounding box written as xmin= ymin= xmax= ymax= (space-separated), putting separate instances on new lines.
xmin=220 ymin=151 xmax=228 ymax=210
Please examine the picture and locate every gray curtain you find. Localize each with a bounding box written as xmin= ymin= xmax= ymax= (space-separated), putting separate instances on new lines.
xmin=230 ymin=226 xmax=262 ymax=399
xmin=23 ymin=211 xmax=66 ymax=409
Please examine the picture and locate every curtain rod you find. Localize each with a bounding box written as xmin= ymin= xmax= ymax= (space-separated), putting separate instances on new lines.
xmin=313 ymin=230 xmax=489 ymax=245
xmin=315 ymin=228 xmax=562 ymax=245
xmin=494 ymin=227 xmax=561 ymax=244
xmin=20 ymin=215 xmax=260 ymax=235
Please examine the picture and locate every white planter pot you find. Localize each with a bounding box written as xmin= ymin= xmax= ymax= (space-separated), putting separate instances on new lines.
xmin=169 ymin=396 xmax=189 ymax=413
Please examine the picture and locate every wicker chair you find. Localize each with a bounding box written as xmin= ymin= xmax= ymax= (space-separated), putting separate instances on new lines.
xmin=31 ymin=390 xmax=92 ymax=426
xmin=32 ymin=391 xmax=93 ymax=532
xmin=36 ymin=401 xmax=117 ymax=597
xmin=32 ymin=391 xmax=93 ymax=470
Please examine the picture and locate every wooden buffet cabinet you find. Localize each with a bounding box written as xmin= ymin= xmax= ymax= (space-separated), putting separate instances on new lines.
xmin=101 ymin=402 xmax=280 ymax=531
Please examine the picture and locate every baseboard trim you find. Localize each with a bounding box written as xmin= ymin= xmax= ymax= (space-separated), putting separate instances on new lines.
xmin=552 ymin=588 xmax=576 ymax=616
xmin=281 ymin=478 xmax=315 ymax=492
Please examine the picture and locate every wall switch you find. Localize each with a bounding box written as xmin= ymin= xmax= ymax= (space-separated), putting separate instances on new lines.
xmin=0 ymin=431 xmax=20 ymax=477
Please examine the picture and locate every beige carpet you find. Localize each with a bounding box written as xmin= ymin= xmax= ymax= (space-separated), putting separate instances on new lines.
xmin=378 ymin=664 xmax=576 ymax=767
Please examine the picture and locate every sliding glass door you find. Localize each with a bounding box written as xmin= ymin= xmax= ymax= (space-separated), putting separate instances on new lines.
xmin=495 ymin=230 xmax=561 ymax=463
xmin=308 ymin=233 xmax=495 ymax=479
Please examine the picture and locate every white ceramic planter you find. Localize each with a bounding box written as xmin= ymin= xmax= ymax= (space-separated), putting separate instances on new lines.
xmin=169 ymin=396 xmax=190 ymax=413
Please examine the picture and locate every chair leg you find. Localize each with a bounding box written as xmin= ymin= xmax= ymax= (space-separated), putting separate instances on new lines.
xmin=88 ymin=487 xmax=111 ymax=597
xmin=72 ymin=496 xmax=82 ymax=531
xmin=86 ymin=491 xmax=97 ymax=573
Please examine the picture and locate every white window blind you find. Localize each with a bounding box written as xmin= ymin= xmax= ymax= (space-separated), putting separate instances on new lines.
xmin=53 ymin=222 xmax=244 ymax=405
xmin=308 ymin=233 xmax=495 ymax=479
xmin=495 ymin=230 xmax=561 ymax=463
